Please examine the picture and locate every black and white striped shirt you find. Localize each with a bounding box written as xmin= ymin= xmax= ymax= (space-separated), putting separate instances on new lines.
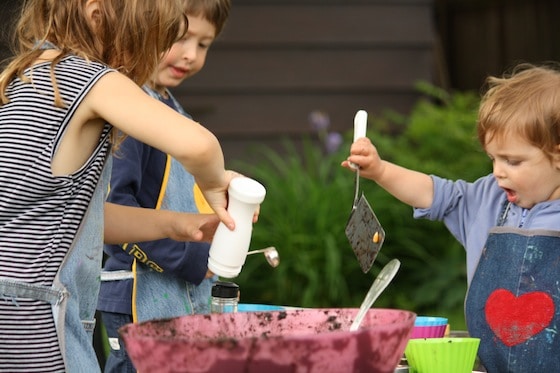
xmin=0 ymin=55 xmax=112 ymax=372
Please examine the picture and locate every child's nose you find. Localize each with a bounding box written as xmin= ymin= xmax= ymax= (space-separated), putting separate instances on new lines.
xmin=493 ymin=163 xmax=505 ymax=179
xmin=182 ymin=44 xmax=197 ymax=61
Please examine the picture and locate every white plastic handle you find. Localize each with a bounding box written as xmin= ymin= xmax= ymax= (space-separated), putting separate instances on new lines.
xmin=353 ymin=110 xmax=368 ymax=142
xmin=350 ymin=110 xmax=368 ymax=170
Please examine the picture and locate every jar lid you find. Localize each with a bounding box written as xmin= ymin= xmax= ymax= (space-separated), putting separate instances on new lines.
xmin=212 ymin=281 xmax=239 ymax=298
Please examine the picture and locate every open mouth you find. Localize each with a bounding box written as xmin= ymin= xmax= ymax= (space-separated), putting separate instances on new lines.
xmin=503 ymin=188 xmax=517 ymax=203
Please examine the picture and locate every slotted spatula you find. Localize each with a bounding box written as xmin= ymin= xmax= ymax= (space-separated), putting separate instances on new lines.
xmin=345 ymin=110 xmax=386 ymax=273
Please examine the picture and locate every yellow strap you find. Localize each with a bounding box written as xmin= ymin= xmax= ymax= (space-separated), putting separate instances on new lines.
xmin=193 ymin=183 xmax=213 ymax=213
xmin=155 ymin=155 xmax=171 ymax=210
xmin=131 ymin=259 xmax=138 ymax=323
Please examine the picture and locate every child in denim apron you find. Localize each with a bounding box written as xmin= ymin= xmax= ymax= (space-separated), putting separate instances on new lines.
xmin=98 ymin=1 xmax=232 ymax=372
xmin=342 ymin=63 xmax=560 ymax=372
xmin=0 ymin=0 xmax=238 ymax=371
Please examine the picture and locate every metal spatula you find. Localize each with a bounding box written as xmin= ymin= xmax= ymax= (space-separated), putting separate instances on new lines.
xmin=345 ymin=110 xmax=386 ymax=273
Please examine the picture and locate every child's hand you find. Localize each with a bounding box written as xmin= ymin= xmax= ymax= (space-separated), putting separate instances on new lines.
xmin=168 ymin=213 xmax=220 ymax=243
xmin=200 ymin=170 xmax=242 ymax=230
xmin=104 ymin=203 xmax=220 ymax=244
xmin=341 ymin=137 xmax=385 ymax=181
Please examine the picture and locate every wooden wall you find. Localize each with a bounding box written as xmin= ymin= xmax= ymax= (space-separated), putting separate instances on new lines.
xmin=2 ymin=1 xmax=560 ymax=160
xmin=174 ymin=0 xmax=437 ymax=161
xmin=0 ymin=0 xmax=20 ymax=62
xmin=0 ymin=0 xmax=437 ymax=162
xmin=434 ymin=0 xmax=560 ymax=90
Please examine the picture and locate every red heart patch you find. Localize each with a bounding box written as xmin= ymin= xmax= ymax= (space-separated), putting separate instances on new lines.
xmin=485 ymin=289 xmax=554 ymax=347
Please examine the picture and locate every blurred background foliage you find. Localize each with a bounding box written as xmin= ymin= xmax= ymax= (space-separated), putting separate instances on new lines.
xmin=232 ymin=82 xmax=491 ymax=330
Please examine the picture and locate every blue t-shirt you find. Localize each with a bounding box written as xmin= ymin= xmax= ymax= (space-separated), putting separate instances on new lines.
xmin=414 ymin=174 xmax=560 ymax=283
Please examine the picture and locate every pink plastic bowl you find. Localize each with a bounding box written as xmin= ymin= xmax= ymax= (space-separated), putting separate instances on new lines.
xmin=410 ymin=324 xmax=448 ymax=339
xmin=119 ymin=308 xmax=416 ymax=373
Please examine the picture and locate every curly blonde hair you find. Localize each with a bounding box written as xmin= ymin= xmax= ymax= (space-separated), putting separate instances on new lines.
xmin=477 ymin=63 xmax=560 ymax=160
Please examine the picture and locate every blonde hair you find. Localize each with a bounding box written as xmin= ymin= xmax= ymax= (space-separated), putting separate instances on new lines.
xmin=477 ymin=63 xmax=560 ymax=159
xmin=184 ymin=0 xmax=231 ymax=36
xmin=0 ymin=0 xmax=188 ymax=105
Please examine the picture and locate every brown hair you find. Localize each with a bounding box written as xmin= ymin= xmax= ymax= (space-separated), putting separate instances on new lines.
xmin=0 ymin=0 xmax=188 ymax=105
xmin=477 ymin=63 xmax=560 ymax=160
xmin=184 ymin=0 xmax=231 ymax=36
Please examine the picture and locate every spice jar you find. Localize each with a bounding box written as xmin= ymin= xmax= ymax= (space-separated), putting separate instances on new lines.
xmin=211 ymin=281 xmax=239 ymax=313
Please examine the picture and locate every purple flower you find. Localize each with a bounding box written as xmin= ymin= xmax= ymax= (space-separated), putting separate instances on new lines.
xmin=308 ymin=110 xmax=342 ymax=154
xmin=325 ymin=132 xmax=343 ymax=154
xmin=309 ymin=110 xmax=330 ymax=132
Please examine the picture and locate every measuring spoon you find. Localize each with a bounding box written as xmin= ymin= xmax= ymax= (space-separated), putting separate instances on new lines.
xmin=349 ymin=258 xmax=401 ymax=331
xmin=247 ymin=247 xmax=280 ymax=267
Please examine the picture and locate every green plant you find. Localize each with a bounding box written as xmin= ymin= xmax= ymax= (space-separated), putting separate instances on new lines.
xmin=232 ymin=83 xmax=489 ymax=330
xmin=234 ymin=136 xmax=361 ymax=307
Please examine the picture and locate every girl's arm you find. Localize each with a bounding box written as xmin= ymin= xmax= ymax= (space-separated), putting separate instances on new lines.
xmin=88 ymin=72 xmax=237 ymax=228
xmin=104 ymin=202 xmax=220 ymax=244
xmin=341 ymin=137 xmax=434 ymax=209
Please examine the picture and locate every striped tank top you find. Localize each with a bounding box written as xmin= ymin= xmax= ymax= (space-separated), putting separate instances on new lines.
xmin=0 ymin=55 xmax=113 ymax=371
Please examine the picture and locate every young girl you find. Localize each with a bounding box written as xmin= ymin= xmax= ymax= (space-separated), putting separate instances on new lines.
xmin=342 ymin=63 xmax=560 ymax=372
xmin=0 ymin=0 xmax=237 ymax=371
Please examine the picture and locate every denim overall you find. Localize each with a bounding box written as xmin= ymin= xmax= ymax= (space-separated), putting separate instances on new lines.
xmin=133 ymin=156 xmax=214 ymax=322
xmin=465 ymin=203 xmax=560 ymax=372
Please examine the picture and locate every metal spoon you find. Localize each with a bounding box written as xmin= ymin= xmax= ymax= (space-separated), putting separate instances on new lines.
xmin=349 ymin=258 xmax=401 ymax=331
xmin=247 ymin=247 xmax=280 ymax=268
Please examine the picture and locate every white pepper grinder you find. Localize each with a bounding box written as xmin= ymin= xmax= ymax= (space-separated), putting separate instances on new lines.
xmin=208 ymin=177 xmax=266 ymax=278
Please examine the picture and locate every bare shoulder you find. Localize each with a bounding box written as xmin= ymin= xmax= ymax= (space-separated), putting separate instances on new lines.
xmin=84 ymin=72 xmax=156 ymax=119
xmin=90 ymin=71 xmax=143 ymax=98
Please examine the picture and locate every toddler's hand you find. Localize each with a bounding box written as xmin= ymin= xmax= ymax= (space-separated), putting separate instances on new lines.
xmin=341 ymin=137 xmax=384 ymax=181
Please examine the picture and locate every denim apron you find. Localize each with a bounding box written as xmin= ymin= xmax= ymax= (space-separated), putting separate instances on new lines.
xmin=465 ymin=203 xmax=560 ymax=372
xmin=55 ymin=159 xmax=111 ymax=372
xmin=133 ymin=156 xmax=215 ymax=322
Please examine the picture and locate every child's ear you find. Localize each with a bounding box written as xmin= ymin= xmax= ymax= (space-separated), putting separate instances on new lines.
xmin=85 ymin=0 xmax=101 ymax=29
